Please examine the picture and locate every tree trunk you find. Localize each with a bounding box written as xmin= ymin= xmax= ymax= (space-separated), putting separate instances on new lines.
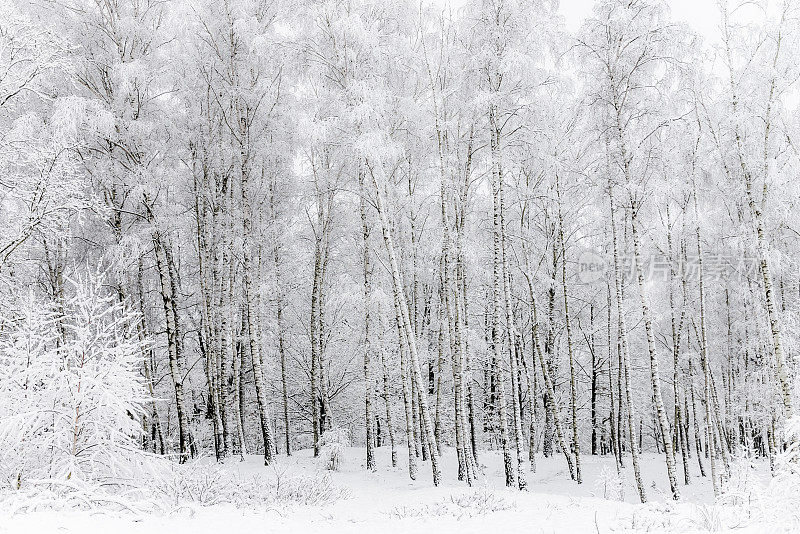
xmin=667 ymin=201 xmax=690 ymax=485
xmin=499 ymin=157 xmax=526 ymax=489
xmin=556 ymin=173 xmax=581 ymax=484
xmin=241 ymin=161 xmax=274 ymax=466
xmin=380 ymin=338 xmax=398 ymax=467
xmin=527 ymin=284 xmax=576 ymax=481
xmin=489 ymin=106 xmax=515 ymax=488
xmin=271 ymin=182 xmax=291 ymax=457
xmin=360 ymin=168 xmax=376 ymax=471
xmin=607 ymin=284 xmax=620 ymax=471
xmin=607 ymin=186 xmax=645 ymax=503
xmin=371 ymin=164 xmax=441 ymax=486
xmin=629 ymin=198 xmax=679 ymax=500
xmin=310 ymin=184 xmax=325 ymax=457
xmin=145 ymin=195 xmax=194 ymax=463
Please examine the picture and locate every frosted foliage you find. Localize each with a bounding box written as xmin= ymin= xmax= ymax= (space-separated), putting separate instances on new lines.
xmin=0 ymin=270 xmax=150 ymax=491
xmin=714 ymin=416 xmax=800 ymax=531
xmin=151 ymin=461 xmax=350 ymax=510
xmin=1 ymin=0 xmax=800 ymax=530
xmin=390 ymin=482 xmax=515 ymax=519
xmin=595 ymin=465 xmax=625 ymax=501
xmin=319 ymin=427 xmax=351 ymax=471
xmin=0 ymin=0 xmax=67 ymax=112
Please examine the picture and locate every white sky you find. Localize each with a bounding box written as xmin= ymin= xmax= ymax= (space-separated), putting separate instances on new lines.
xmin=560 ymin=0 xmax=723 ymax=42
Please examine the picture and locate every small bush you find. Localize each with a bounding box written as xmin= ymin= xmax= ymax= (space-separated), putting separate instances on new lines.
xmin=594 ymin=465 xmax=625 ymax=501
xmin=150 ymin=459 xmax=351 ymax=512
xmin=388 ymin=483 xmax=514 ymax=520
xmin=716 ymin=416 xmax=800 ymax=531
xmin=448 ymin=483 xmax=515 ymax=516
xmin=318 ymin=427 xmax=350 ymax=471
xmin=629 ymin=502 xmax=685 ymax=532
xmin=692 ymin=504 xmax=724 ymax=532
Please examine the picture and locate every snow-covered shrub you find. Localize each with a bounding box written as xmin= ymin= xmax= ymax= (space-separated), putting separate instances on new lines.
xmin=448 ymin=483 xmax=515 ymax=516
xmin=151 ymin=461 xmax=351 ymax=511
xmin=691 ymin=504 xmax=724 ymax=532
xmin=716 ymin=450 xmax=762 ymax=527
xmin=0 ymin=270 xmax=152 ymax=494
xmin=389 ymin=483 xmax=514 ymax=519
xmin=388 ymin=502 xmax=450 ymax=519
xmin=269 ymin=470 xmax=351 ymax=506
xmin=594 ymin=465 xmax=625 ymax=501
xmin=720 ymin=416 xmax=800 ymax=531
xmin=764 ymin=421 xmax=800 ymax=529
xmin=153 ymin=460 xmax=237 ymax=508
xmin=318 ymin=427 xmax=350 ymax=471
xmin=629 ymin=502 xmax=684 ymax=532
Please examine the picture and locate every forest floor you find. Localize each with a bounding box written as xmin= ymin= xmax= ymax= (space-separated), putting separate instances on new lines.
xmin=0 ymin=446 xmax=776 ymax=533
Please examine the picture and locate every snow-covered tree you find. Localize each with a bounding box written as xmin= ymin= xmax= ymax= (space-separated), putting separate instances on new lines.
xmin=0 ymin=269 xmax=150 ymax=489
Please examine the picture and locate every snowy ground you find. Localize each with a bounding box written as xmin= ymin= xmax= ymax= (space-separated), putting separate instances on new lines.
xmin=0 ymin=446 xmax=777 ymax=533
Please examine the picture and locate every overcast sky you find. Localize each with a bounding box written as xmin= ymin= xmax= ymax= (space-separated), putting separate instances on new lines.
xmin=560 ymin=0 xmax=722 ymax=42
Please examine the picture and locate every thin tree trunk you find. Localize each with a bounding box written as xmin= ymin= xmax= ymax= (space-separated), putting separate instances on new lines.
xmin=488 ymin=108 xmax=515 ymax=487
xmin=688 ymin=350 xmax=707 ymax=478
xmin=371 ymin=164 xmax=441 ymax=486
xmin=607 ymin=185 xmax=645 ymax=503
xmin=527 ymin=284 xmax=576 ymax=481
xmin=723 ymin=8 xmax=793 ymax=422
xmin=498 ymin=160 xmax=526 ymax=489
xmin=395 ymin=281 xmax=418 ymax=478
xmin=137 ymin=257 xmax=166 ymax=455
xmin=556 ymin=172 xmax=581 ymax=484
xmin=380 ymin=338 xmax=398 ymax=467
xmin=144 ymin=195 xmax=194 ymax=463
xmin=667 ymin=201 xmax=691 ymax=485
xmin=434 ymin=255 xmax=446 ymax=455
xmin=438 ymin=147 xmax=475 ymax=484
xmin=310 ymin=183 xmax=325 ymax=457
xmin=241 ymin=163 xmax=274 ymax=466
xmin=267 ymin=179 xmax=291 ymax=456
xmin=543 ymin=243 xmax=558 ymax=458
xmin=607 ymin=284 xmax=620 ymax=472
xmin=233 ymin=308 xmax=247 ymax=459
xmin=629 ymin=197 xmax=679 ymax=500
xmin=360 ymin=168 xmax=376 ymax=471
xmin=691 ymin=179 xmax=719 ymax=494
